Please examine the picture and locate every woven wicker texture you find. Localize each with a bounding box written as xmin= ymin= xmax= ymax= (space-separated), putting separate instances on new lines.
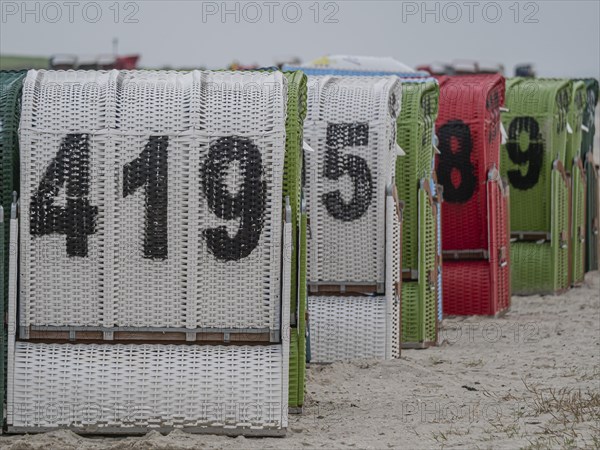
xmin=443 ymin=174 xmax=510 ymax=316
xmin=585 ymin=156 xmax=599 ymax=271
xmin=435 ymin=74 xmax=505 ymax=252
xmin=7 ymin=204 xmax=18 ymax=429
xmin=397 ymin=80 xmax=440 ymax=273
xmin=288 ymin=208 xmax=307 ymax=408
xmin=283 ymin=65 xmax=439 ymax=348
xmin=401 ymin=280 xmax=436 ymax=345
xmin=580 ymin=79 xmax=599 ymax=272
xmin=566 ymin=81 xmax=586 ymax=172
xmin=570 ymin=160 xmax=586 ymax=284
xmin=443 ymin=260 xmax=507 ymax=316
xmin=283 ymin=65 xmax=438 ymax=280
xmin=501 ymin=78 xmax=571 ymax=233
xmin=280 ymin=71 xmax=307 ymax=409
xmin=282 ymin=71 xmax=306 ymax=316
xmin=565 ymin=81 xmax=586 ymax=285
xmin=224 ymin=69 xmax=306 ymax=407
xmin=580 ymin=79 xmax=599 ymax=159
xmin=10 ymin=342 xmax=286 ymax=429
xmin=303 ymin=75 xmax=401 ymax=285
xmin=19 ymin=70 xmax=288 ymax=331
xmin=401 ymin=181 xmax=437 ymax=345
xmin=501 ymin=78 xmax=571 ymax=294
xmin=430 ymin=180 xmax=443 ymax=322
xmin=307 ymin=294 xmax=400 ymax=362
xmin=8 ymin=194 xmax=293 ymax=432
xmin=304 ymin=187 xmax=401 ymax=362
xmin=493 ymin=177 xmax=511 ymax=311
xmin=262 ymin=67 xmax=401 ymax=360
xmin=510 ymin=242 xmax=554 ymax=295
xmin=389 ymin=190 xmax=402 ymax=354
xmin=510 ymin=166 xmax=570 ymax=294
xmin=555 ymin=166 xmax=571 ymax=291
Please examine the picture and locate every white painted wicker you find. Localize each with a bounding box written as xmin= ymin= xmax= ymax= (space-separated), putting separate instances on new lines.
xmin=304 ymin=76 xmax=401 ymax=286
xmin=19 ymin=70 xmax=287 ymax=332
xmin=7 ymin=200 xmax=19 ymax=418
xmin=8 ymin=69 xmax=293 ymax=434
xmin=8 ymin=197 xmax=293 ymax=433
xmin=387 ymin=189 xmax=402 ymax=359
xmin=10 ymin=342 xmax=285 ymax=429
xmin=303 ymin=76 xmax=402 ymax=362
xmin=307 ymin=294 xmax=400 ymax=362
xmin=307 ymin=191 xmax=401 ymax=362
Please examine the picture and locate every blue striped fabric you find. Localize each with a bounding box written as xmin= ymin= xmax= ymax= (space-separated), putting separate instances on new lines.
xmin=282 ymin=65 xmax=431 ymax=79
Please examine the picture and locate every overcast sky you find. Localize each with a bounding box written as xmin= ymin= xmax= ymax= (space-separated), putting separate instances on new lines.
xmin=1 ymin=1 xmax=598 ymax=77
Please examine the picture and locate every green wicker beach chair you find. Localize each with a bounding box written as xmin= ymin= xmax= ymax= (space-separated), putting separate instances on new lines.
xmin=510 ymin=163 xmax=570 ymax=294
xmin=570 ymin=158 xmax=586 ymax=284
xmin=580 ymin=79 xmax=599 ymax=272
xmin=580 ymin=79 xmax=599 ymax=160
xmin=501 ymin=78 xmax=572 ymax=294
xmin=396 ymin=81 xmax=439 ymax=273
xmin=566 ymin=81 xmax=586 ymax=285
xmin=396 ymin=80 xmax=440 ymax=347
xmin=401 ymin=179 xmax=438 ymax=346
xmin=585 ymin=153 xmax=599 ymax=272
xmin=566 ymin=82 xmax=586 ymax=172
xmin=282 ymin=71 xmax=308 ymax=411
xmin=0 ymin=70 xmax=26 ymax=429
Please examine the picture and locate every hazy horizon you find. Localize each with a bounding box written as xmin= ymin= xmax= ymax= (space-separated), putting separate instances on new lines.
xmin=1 ymin=1 xmax=599 ymax=78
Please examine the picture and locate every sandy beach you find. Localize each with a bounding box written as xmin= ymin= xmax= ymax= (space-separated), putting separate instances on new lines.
xmin=0 ymin=271 xmax=597 ymax=450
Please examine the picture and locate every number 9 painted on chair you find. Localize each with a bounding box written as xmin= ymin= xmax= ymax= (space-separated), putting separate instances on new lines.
xmin=505 ymin=117 xmax=544 ymax=191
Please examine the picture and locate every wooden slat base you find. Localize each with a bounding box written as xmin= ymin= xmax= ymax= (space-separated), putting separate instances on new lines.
xmin=511 ymin=231 xmax=551 ymax=242
xmin=26 ymin=328 xmax=273 ymax=345
xmin=442 ymin=249 xmax=489 ymax=260
xmin=308 ymin=284 xmax=382 ymax=295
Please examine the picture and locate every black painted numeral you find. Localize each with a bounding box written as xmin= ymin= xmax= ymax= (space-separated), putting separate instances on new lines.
xmin=30 ymin=133 xmax=98 ymax=257
xmin=323 ymin=123 xmax=373 ymax=221
xmin=201 ymin=136 xmax=266 ymax=261
xmin=505 ymin=117 xmax=544 ymax=190
xmin=32 ymin=134 xmax=267 ymax=262
xmin=436 ymin=120 xmax=477 ymax=203
xmin=123 ymin=136 xmax=169 ymax=260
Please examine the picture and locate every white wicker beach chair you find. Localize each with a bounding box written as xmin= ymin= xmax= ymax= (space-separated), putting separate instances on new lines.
xmin=7 ymin=69 xmax=293 ymax=435
xmin=304 ymin=76 xmax=403 ymax=362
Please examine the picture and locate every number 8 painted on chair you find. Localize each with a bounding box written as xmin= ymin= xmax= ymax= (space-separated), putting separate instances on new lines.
xmin=436 ymin=120 xmax=477 ymax=203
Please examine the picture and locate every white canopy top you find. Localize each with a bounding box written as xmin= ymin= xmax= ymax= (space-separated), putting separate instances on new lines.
xmin=302 ymin=55 xmax=416 ymax=73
